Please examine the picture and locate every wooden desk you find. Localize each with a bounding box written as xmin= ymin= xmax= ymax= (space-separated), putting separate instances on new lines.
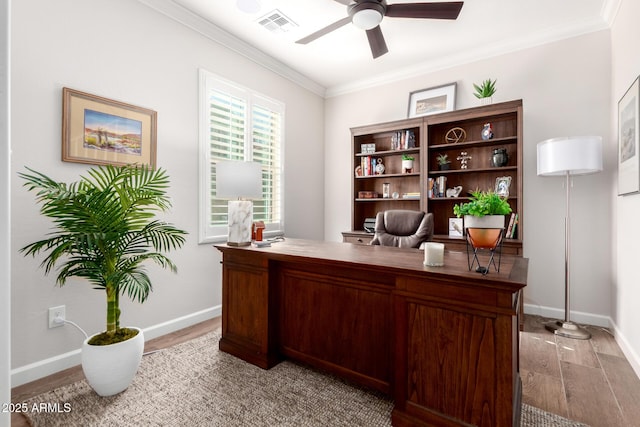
xmin=215 ymin=239 xmax=528 ymax=426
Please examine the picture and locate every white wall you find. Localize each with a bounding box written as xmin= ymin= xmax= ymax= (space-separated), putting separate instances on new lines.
xmin=1 ymin=1 xmax=11 ymax=425
xmin=325 ymin=31 xmax=613 ymax=328
xmin=10 ymin=0 xmax=324 ymax=384
xmin=611 ymin=0 xmax=640 ymax=375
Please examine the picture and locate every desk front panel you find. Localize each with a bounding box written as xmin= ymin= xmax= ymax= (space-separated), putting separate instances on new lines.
xmin=277 ymin=262 xmax=394 ymax=394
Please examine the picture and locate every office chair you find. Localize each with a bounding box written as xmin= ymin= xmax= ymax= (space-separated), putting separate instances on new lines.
xmin=369 ymin=210 xmax=434 ymax=248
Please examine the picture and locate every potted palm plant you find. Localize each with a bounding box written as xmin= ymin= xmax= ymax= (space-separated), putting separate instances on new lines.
xmin=20 ymin=164 xmax=187 ymax=396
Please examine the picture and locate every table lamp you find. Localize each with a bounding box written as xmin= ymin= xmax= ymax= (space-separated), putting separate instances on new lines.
xmin=537 ymin=136 xmax=603 ymax=339
xmin=216 ymin=160 xmax=262 ymax=246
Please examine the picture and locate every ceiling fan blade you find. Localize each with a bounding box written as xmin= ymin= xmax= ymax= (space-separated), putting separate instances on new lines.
xmin=296 ymin=16 xmax=352 ymax=44
xmin=366 ymin=26 xmax=388 ymax=59
xmin=385 ymin=2 xmax=463 ymax=20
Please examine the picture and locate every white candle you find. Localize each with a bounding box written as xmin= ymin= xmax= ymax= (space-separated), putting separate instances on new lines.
xmin=424 ymin=242 xmax=445 ymax=267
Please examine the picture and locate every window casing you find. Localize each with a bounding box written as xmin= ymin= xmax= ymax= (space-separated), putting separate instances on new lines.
xmin=199 ymin=69 xmax=284 ymax=243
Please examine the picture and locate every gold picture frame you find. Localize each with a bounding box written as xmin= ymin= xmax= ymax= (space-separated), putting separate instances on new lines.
xmin=62 ymin=88 xmax=157 ymax=168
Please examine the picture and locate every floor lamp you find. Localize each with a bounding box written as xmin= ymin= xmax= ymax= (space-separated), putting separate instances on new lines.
xmin=537 ymin=136 xmax=603 ymax=340
xmin=216 ymin=160 xmax=262 ymax=246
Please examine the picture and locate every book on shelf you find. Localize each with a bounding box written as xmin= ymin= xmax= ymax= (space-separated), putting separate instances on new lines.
xmin=505 ymin=213 xmax=518 ymax=239
xmin=402 ymin=192 xmax=420 ymax=199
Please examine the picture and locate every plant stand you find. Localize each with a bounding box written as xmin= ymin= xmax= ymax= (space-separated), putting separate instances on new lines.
xmin=466 ymin=228 xmax=503 ymax=275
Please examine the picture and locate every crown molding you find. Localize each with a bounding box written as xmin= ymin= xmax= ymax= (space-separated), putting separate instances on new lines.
xmin=135 ymin=0 xmax=326 ymax=97
xmin=601 ymin=0 xmax=622 ymax=27
xmin=326 ymin=17 xmax=610 ymax=97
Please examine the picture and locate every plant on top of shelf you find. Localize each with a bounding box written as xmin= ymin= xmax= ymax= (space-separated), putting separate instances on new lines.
xmin=473 ymin=79 xmax=497 ymax=99
xmin=453 ymin=189 xmax=511 ymax=217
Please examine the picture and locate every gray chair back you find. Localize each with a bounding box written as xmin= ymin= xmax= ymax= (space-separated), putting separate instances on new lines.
xmin=369 ymin=210 xmax=434 ymax=248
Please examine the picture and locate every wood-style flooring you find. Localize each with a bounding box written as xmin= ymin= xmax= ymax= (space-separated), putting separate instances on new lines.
xmin=521 ymin=315 xmax=640 ymax=426
xmin=11 ymin=315 xmax=640 ymax=426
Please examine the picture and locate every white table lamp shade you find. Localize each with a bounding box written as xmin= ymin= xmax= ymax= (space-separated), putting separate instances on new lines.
xmin=216 ymin=160 xmax=262 ymax=200
xmin=215 ymin=160 xmax=262 ymax=246
xmin=537 ymin=136 xmax=603 ymax=176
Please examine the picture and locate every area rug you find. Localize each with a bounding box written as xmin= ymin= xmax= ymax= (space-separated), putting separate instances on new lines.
xmin=23 ymin=330 xmax=589 ymax=427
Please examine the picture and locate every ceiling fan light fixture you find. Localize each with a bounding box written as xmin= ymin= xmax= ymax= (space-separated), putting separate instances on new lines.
xmin=352 ymin=9 xmax=383 ymax=30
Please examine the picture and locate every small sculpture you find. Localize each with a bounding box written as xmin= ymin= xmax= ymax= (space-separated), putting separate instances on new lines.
xmin=457 ymin=151 xmax=472 ymax=169
xmin=446 ymin=186 xmax=463 ymax=198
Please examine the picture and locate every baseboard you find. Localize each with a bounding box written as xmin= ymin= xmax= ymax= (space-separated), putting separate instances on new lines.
xmin=11 ymin=305 xmax=221 ymax=388
xmin=523 ymin=303 xmax=610 ymax=328
xmin=608 ymin=319 xmax=640 ymax=380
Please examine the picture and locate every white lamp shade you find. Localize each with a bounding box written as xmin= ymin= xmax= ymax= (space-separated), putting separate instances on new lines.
xmin=216 ymin=160 xmax=262 ymax=200
xmin=537 ymin=136 xmax=603 ymax=176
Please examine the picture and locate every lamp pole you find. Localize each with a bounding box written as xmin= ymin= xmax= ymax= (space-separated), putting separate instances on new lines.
xmin=544 ymin=171 xmax=591 ymax=339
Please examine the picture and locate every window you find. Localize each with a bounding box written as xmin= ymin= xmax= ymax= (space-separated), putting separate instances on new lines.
xmin=199 ymin=69 xmax=284 ymax=243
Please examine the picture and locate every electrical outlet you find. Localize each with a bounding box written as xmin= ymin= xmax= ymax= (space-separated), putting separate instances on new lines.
xmin=48 ymin=305 xmax=65 ymax=328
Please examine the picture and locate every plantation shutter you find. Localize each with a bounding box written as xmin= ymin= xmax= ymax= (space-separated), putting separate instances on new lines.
xmin=199 ymin=70 xmax=284 ymax=243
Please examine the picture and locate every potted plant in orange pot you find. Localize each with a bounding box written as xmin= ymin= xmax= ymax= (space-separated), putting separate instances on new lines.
xmin=453 ymin=189 xmax=511 ymax=245
xmin=19 ymin=164 xmax=187 ymax=396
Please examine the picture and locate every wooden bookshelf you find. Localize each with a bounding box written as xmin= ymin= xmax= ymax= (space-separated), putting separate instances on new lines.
xmin=343 ymin=100 xmax=523 ymax=255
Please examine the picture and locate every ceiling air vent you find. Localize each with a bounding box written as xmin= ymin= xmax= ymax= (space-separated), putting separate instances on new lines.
xmin=257 ymin=9 xmax=298 ymax=33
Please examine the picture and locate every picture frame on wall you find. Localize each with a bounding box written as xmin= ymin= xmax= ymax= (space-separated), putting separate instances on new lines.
xmin=618 ymin=75 xmax=640 ymax=195
xmin=407 ymin=82 xmax=456 ymax=118
xmin=62 ymin=87 xmax=157 ymax=168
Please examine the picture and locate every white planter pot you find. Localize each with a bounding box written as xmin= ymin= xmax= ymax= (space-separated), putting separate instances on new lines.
xmin=82 ymin=327 xmax=144 ymax=396
xmin=402 ymin=159 xmax=414 ymax=173
xmin=463 ymin=214 xmax=505 ymax=229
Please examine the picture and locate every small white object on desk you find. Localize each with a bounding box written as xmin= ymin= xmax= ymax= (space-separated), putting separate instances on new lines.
xmin=424 ymin=242 xmax=445 ymax=267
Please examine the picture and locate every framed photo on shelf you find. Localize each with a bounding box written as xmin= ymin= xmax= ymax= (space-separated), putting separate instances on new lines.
xmin=407 ymin=82 xmax=456 ymax=118
xmin=495 ymin=176 xmax=512 ymax=198
xmin=62 ymin=87 xmax=157 ymax=168
xmin=448 ymin=218 xmax=463 ymax=237
xmin=618 ymin=75 xmax=640 ymax=195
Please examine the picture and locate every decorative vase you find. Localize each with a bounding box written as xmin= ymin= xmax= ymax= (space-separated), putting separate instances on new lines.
xmin=481 ymin=123 xmax=494 ymax=140
xmin=490 ymin=148 xmax=509 ymax=167
xmin=438 ymin=163 xmax=450 ymax=171
xmin=81 ymin=327 xmax=144 ymax=396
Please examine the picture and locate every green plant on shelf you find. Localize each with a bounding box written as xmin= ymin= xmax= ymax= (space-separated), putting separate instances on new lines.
xmin=436 ymin=154 xmax=450 ymax=165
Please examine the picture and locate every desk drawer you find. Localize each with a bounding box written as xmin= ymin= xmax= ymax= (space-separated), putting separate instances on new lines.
xmin=342 ymin=232 xmax=372 ymax=245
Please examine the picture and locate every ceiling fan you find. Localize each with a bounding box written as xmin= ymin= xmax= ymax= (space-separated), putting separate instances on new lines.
xmin=296 ymin=0 xmax=463 ymax=59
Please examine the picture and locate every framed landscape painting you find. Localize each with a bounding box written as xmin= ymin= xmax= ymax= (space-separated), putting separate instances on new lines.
xmin=62 ymin=88 xmax=157 ymax=168
xmin=618 ymin=76 xmax=640 ymax=195
xmin=407 ymin=82 xmax=456 ymax=118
